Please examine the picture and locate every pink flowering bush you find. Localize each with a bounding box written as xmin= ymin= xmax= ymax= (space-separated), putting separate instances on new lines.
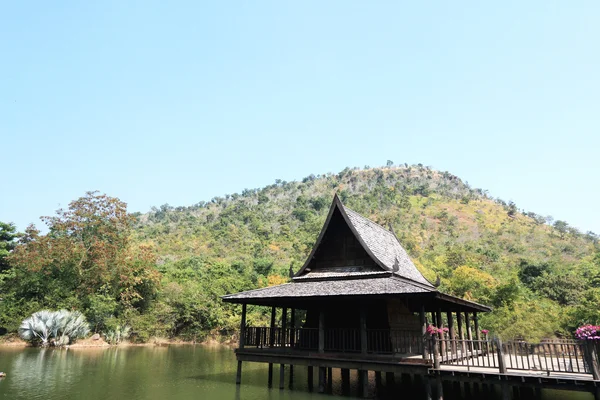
xmin=426 ymin=324 xmax=449 ymax=335
xmin=481 ymin=329 xmax=489 ymax=335
xmin=575 ymin=325 xmax=600 ymax=340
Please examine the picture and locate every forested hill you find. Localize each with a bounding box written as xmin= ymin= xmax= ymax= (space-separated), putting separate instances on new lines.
xmin=134 ymin=165 xmax=599 ymax=340
xmin=2 ymin=165 xmax=599 ymax=343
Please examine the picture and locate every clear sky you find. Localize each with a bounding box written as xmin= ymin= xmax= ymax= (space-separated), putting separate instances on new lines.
xmin=1 ymin=1 xmax=599 ymax=234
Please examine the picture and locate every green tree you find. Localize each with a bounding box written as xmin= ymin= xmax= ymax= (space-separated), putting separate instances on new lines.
xmin=0 ymin=222 xmax=18 ymax=272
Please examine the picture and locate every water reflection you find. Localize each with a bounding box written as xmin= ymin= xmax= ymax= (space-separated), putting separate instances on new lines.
xmin=0 ymin=346 xmax=593 ymax=400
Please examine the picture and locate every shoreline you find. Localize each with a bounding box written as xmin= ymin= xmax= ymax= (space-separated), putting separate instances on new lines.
xmin=0 ymin=336 xmax=235 ymax=350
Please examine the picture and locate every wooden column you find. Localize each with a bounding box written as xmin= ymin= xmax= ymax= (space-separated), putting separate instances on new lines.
xmin=235 ymin=303 xmax=247 ymax=385
xmin=279 ymin=307 xmax=287 ymax=390
xmin=465 ymin=312 xmax=473 ymax=354
xmin=360 ymin=370 xmax=369 ymax=398
xmin=289 ymin=308 xmax=295 ymax=389
xmin=318 ymin=310 xmax=325 ymax=393
xmin=420 ymin=305 xmax=428 ymax=359
xmin=318 ymin=310 xmax=325 ymax=353
xmin=268 ymin=306 xmax=275 ymax=387
xmin=341 ymin=368 xmax=350 ymax=394
xmin=360 ymin=305 xmax=368 ymax=354
xmin=307 ymin=366 xmax=313 ymax=391
xmin=326 ymin=367 xmax=333 ymax=393
xmin=318 ymin=366 xmax=326 ymax=393
xmin=436 ymin=309 xmax=445 ymax=354
xmin=446 ymin=311 xmax=456 ymax=355
xmin=375 ymin=371 xmax=382 ymax=393
xmin=473 ymin=312 xmax=481 ymax=351
xmin=457 ymin=311 xmax=465 ymax=356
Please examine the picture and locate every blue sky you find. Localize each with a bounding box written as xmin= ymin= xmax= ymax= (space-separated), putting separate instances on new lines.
xmin=1 ymin=1 xmax=599 ymax=234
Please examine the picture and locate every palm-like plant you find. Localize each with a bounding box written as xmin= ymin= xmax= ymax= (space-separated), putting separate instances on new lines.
xmin=18 ymin=310 xmax=90 ymax=346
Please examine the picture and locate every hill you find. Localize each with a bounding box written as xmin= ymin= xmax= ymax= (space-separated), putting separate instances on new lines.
xmin=2 ymin=165 xmax=599 ymax=342
xmin=134 ymin=165 xmax=599 ymax=341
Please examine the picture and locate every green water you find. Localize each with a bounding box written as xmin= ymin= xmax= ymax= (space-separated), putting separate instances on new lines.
xmin=0 ymin=345 xmax=592 ymax=400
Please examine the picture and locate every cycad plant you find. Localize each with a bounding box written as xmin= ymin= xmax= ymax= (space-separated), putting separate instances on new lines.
xmin=18 ymin=310 xmax=90 ymax=346
xmin=103 ymin=325 xmax=131 ymax=345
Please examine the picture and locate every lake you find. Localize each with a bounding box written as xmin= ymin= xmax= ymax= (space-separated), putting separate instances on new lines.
xmin=0 ymin=345 xmax=593 ymax=400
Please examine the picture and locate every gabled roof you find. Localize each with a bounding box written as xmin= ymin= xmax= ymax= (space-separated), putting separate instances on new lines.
xmin=294 ymin=195 xmax=435 ymax=288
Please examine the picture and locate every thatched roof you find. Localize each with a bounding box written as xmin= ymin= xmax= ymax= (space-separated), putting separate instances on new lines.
xmin=293 ymin=195 xmax=434 ymax=288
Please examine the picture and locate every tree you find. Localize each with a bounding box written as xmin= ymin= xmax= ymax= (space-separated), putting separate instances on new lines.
xmin=386 ymin=160 xmax=394 ymax=167
xmin=553 ymin=220 xmax=569 ymax=239
xmin=7 ymin=192 xmax=160 ymax=324
xmin=0 ymin=222 xmax=18 ymax=272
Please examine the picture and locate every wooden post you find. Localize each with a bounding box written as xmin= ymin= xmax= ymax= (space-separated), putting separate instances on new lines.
xmin=420 ymin=306 xmax=428 ymax=359
xmin=436 ymin=375 xmax=444 ymax=400
xmin=474 ymin=312 xmax=481 ymax=351
xmin=268 ymin=306 xmax=275 ymax=387
xmin=307 ymin=366 xmax=314 ymax=391
xmin=360 ymin=305 xmax=368 ymax=354
xmin=319 ymin=310 xmax=325 ymax=353
xmin=375 ymin=371 xmax=382 ymax=392
xmin=457 ymin=311 xmax=465 ymax=356
xmin=281 ymin=307 xmax=287 ymax=347
xmin=386 ymin=371 xmax=395 ymax=386
xmin=497 ymin=338 xmax=507 ymax=373
xmin=341 ymin=368 xmax=350 ymax=394
xmin=318 ymin=367 xmax=326 ymax=393
xmin=289 ymin=308 xmax=295 ymax=389
xmin=236 ymin=303 xmax=247 ymax=384
xmin=465 ymin=312 xmax=473 ymax=354
xmin=587 ymin=341 xmax=600 ymax=380
xmin=433 ymin=335 xmax=441 ymax=369
xmin=326 ymin=367 xmax=333 ymax=393
xmin=279 ymin=307 xmax=287 ymax=390
xmin=436 ymin=309 xmax=445 ymax=355
xmin=446 ymin=311 xmax=456 ymax=355
xmin=360 ymin=370 xmax=369 ymax=398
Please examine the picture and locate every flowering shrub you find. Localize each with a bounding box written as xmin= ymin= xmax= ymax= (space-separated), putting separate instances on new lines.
xmin=481 ymin=329 xmax=489 ymax=335
xmin=575 ymin=325 xmax=600 ymax=340
xmin=426 ymin=324 xmax=449 ymax=335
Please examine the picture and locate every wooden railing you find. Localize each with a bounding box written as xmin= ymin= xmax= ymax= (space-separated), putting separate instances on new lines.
xmin=430 ymin=337 xmax=600 ymax=378
xmin=243 ymin=327 xmax=422 ymax=354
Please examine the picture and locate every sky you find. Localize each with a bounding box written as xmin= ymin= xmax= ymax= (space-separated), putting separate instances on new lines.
xmin=1 ymin=1 xmax=599 ymax=234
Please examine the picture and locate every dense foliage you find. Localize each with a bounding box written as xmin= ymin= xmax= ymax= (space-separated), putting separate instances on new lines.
xmin=1 ymin=165 xmax=599 ymax=342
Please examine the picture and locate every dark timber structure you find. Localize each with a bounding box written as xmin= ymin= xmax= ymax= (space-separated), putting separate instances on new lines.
xmin=222 ymin=195 xmax=600 ymax=399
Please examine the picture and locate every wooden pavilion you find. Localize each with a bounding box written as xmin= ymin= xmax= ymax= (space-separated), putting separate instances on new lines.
xmin=222 ymin=194 xmax=491 ymax=395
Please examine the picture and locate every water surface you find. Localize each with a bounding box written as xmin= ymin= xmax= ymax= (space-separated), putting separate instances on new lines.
xmin=0 ymin=345 xmax=592 ymax=400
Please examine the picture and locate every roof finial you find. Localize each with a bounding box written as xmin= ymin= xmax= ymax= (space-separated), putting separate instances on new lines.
xmin=289 ymin=265 xmax=295 ymax=279
xmin=392 ymin=257 xmax=400 ymax=273
xmin=434 ymin=275 xmax=441 ymax=287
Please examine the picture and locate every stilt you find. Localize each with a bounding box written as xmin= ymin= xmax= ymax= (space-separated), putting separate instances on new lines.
xmin=279 ymin=364 xmax=285 ymax=390
xmin=288 ymin=364 xmax=294 ymax=389
xmin=501 ymin=383 xmax=512 ymax=400
xmin=268 ymin=363 xmax=273 ymax=387
xmin=425 ymin=376 xmax=433 ymax=400
xmin=326 ymin=367 xmax=333 ymax=393
xmin=594 ymin=387 xmax=600 ymax=400
xmin=512 ymin=385 xmax=520 ymax=400
xmin=318 ymin=367 xmax=326 ymax=393
xmin=235 ymin=360 xmax=243 ymax=384
xmin=386 ymin=371 xmax=395 ymax=386
xmin=435 ymin=376 xmax=444 ymax=400
xmin=307 ymin=366 xmax=314 ymax=391
xmin=341 ymin=368 xmax=350 ymax=394
xmin=360 ymin=370 xmax=369 ymax=398
xmin=375 ymin=371 xmax=382 ymax=393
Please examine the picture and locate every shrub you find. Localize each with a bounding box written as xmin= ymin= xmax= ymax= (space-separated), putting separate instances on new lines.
xmin=18 ymin=310 xmax=89 ymax=346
